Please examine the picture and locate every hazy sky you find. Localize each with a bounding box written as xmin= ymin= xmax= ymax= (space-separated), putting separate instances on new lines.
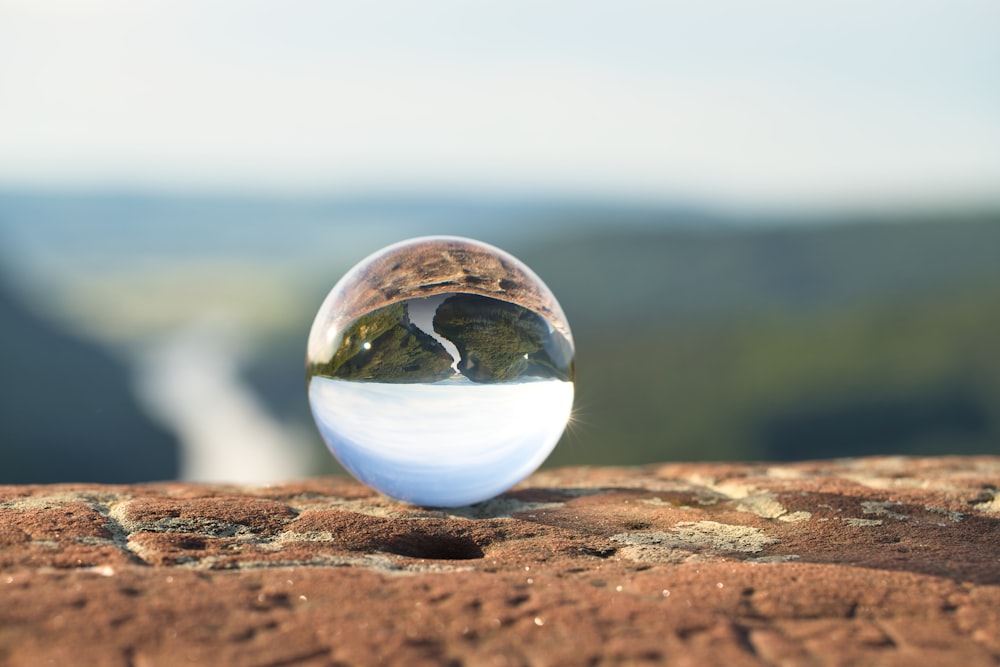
xmin=1 ymin=0 xmax=998 ymax=209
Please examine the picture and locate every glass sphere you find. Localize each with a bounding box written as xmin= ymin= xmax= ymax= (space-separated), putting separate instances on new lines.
xmin=306 ymin=236 xmax=575 ymax=507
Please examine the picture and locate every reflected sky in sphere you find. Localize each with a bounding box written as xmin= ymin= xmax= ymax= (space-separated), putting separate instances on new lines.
xmin=308 ymin=376 xmax=573 ymax=507
xmin=306 ymin=236 xmax=575 ymax=506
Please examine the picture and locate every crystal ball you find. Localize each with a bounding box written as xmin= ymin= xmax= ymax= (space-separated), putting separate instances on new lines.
xmin=306 ymin=236 xmax=575 ymax=507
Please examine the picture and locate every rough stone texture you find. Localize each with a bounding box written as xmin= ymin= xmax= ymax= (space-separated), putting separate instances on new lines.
xmin=1 ymin=456 xmax=998 ymax=666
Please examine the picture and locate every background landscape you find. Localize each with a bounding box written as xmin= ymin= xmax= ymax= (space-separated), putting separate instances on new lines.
xmin=2 ymin=193 xmax=998 ymax=483
xmin=2 ymin=1 xmax=998 ymax=483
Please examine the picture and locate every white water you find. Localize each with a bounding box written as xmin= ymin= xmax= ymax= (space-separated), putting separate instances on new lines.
xmin=133 ymin=326 xmax=315 ymax=483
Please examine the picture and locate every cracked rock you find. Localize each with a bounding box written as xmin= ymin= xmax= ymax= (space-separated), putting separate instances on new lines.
xmin=1 ymin=455 xmax=998 ymax=666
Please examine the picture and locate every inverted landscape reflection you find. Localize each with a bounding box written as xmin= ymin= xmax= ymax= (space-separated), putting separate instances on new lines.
xmin=305 ymin=237 xmax=576 ymax=506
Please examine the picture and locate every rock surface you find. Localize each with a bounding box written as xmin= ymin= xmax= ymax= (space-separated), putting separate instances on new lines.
xmin=2 ymin=456 xmax=999 ymax=666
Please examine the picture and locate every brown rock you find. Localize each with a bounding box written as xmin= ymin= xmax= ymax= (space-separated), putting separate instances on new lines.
xmin=1 ymin=456 xmax=998 ymax=666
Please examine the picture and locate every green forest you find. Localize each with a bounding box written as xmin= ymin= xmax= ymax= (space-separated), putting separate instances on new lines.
xmin=308 ymin=302 xmax=454 ymax=383
xmin=525 ymin=216 xmax=1000 ymax=465
xmin=550 ymin=281 xmax=1000 ymax=465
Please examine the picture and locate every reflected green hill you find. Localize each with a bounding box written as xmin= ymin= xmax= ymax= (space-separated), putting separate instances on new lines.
xmin=433 ymin=294 xmax=573 ymax=383
xmin=309 ymin=294 xmax=574 ymax=384
xmin=308 ymin=302 xmax=454 ymax=383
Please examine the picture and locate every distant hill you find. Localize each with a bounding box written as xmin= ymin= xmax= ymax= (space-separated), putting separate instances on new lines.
xmin=519 ymin=216 xmax=1000 ymax=331
xmin=0 ymin=278 xmax=179 ymax=483
xmin=517 ymin=217 xmax=1000 ymax=465
xmin=2 ymin=189 xmax=998 ymax=477
xmin=0 ymin=189 xmax=714 ymax=273
xmin=552 ymin=283 xmax=1000 ymax=466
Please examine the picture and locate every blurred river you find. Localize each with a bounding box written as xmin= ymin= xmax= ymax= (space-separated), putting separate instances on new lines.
xmin=132 ymin=325 xmax=317 ymax=483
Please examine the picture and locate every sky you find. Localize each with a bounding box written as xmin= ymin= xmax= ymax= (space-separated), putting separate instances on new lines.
xmin=308 ymin=376 xmax=574 ymax=505
xmin=1 ymin=0 xmax=999 ymax=210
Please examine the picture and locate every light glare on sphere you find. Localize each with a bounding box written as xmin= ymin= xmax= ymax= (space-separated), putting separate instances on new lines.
xmin=306 ymin=236 xmax=575 ymax=507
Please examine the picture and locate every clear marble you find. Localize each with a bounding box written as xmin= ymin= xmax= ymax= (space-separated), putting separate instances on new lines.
xmin=306 ymin=236 xmax=575 ymax=507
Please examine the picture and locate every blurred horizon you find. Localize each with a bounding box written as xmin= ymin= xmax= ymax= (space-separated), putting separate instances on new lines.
xmin=1 ymin=1 xmax=998 ymax=485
